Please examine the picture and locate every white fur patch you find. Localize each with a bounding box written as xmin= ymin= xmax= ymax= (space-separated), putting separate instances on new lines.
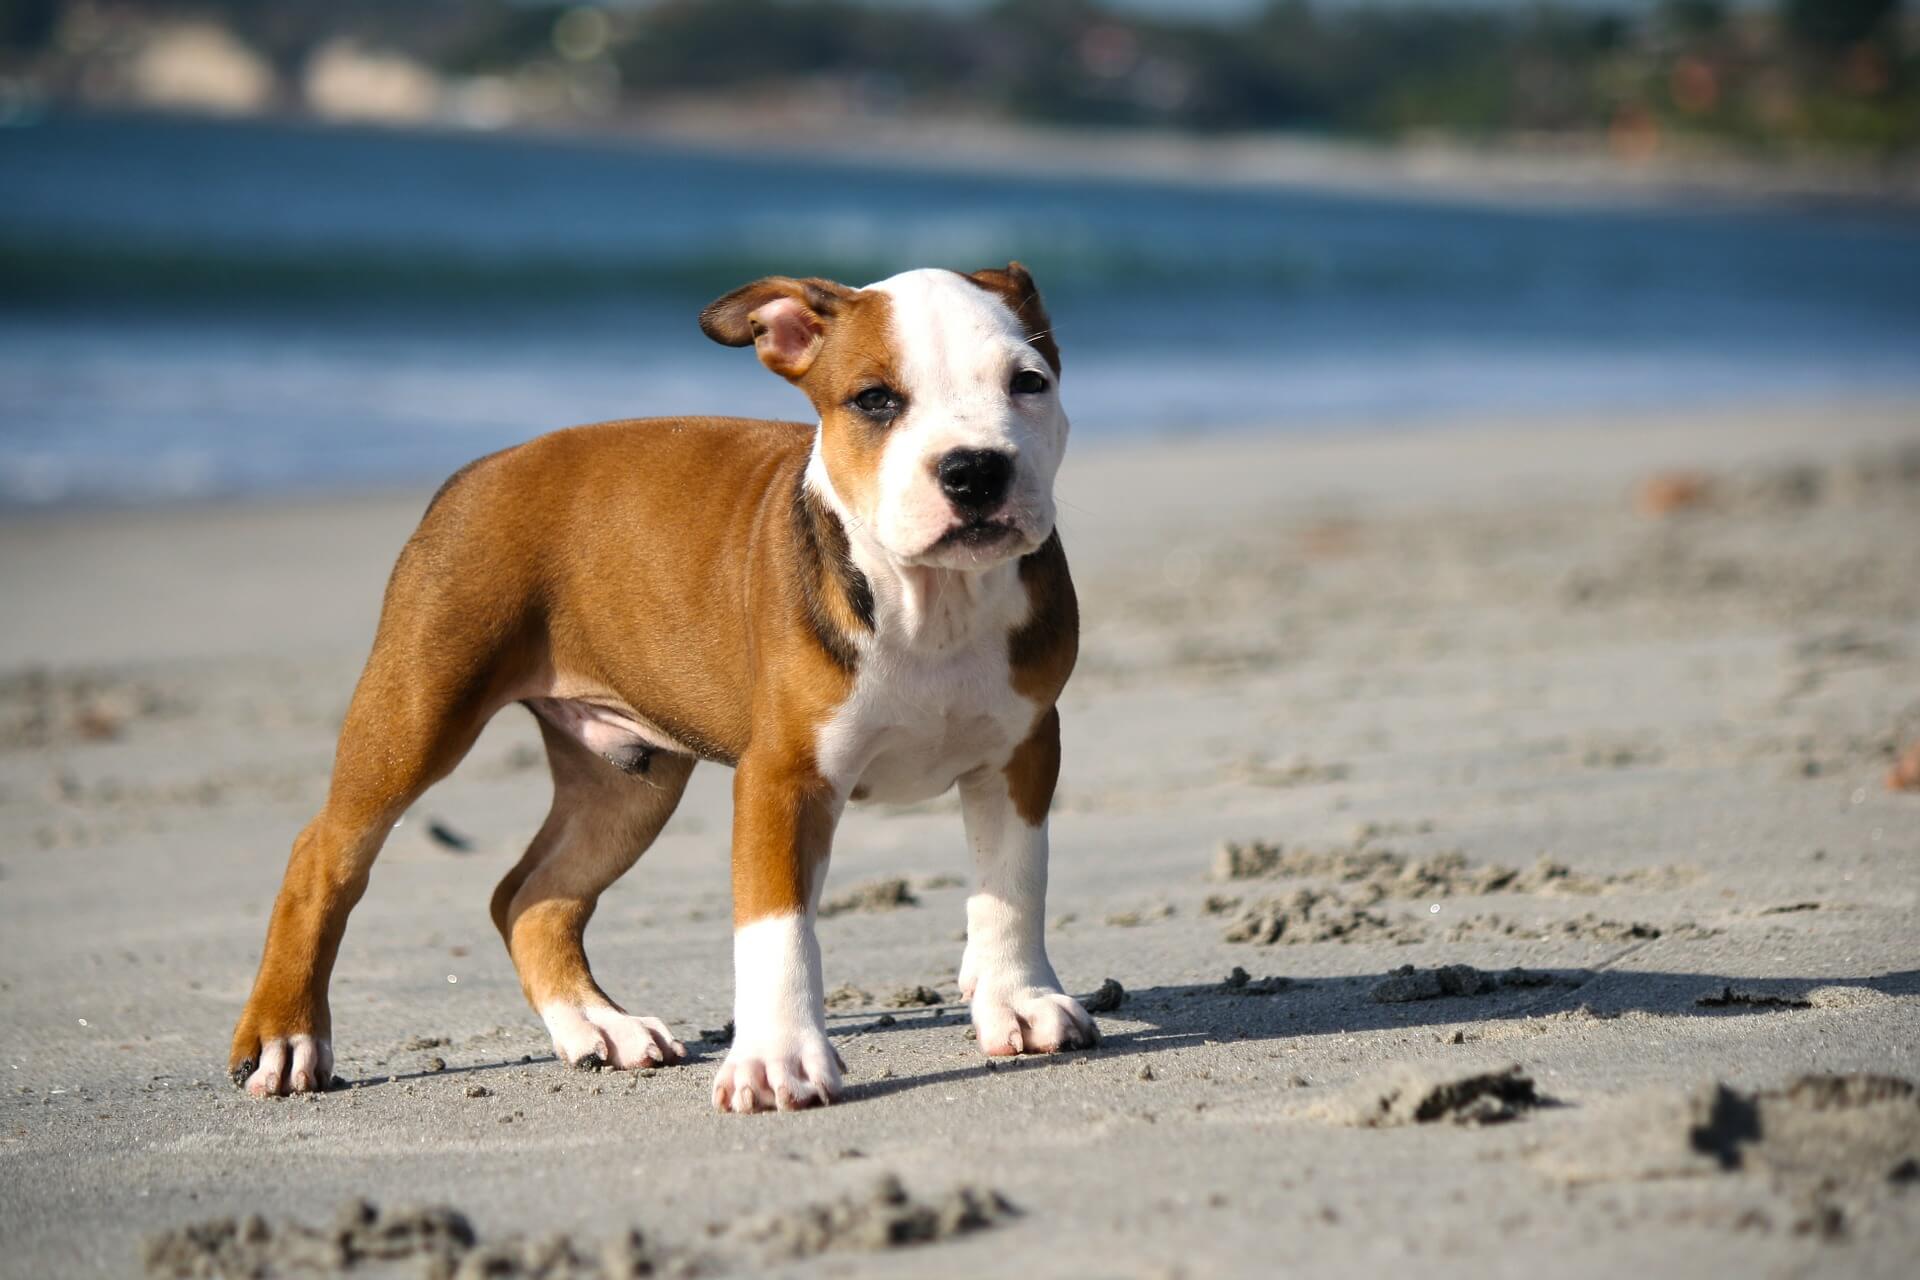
xmin=858 ymin=269 xmax=1069 ymax=566
xmin=712 ymin=913 xmax=842 ymax=1113
xmin=540 ymin=1003 xmax=684 ymax=1070
xmin=244 ymin=1034 xmax=332 ymax=1096
xmin=956 ymin=774 xmax=1096 ymax=1055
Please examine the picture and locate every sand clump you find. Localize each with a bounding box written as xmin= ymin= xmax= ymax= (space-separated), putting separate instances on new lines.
xmin=1211 ymin=840 xmax=1687 ymax=899
xmin=1324 ymin=1064 xmax=1547 ymax=1128
xmin=1537 ymin=1074 xmax=1920 ymax=1238
xmin=143 ymin=1200 xmax=684 ymax=1279
xmin=146 ymin=1180 xmax=1016 ymax=1277
xmin=1696 ymin=985 xmax=1813 ymax=1010
xmin=1367 ymin=964 xmax=1567 ymax=1003
xmin=818 ymin=877 xmax=919 ymax=919
xmin=1212 ymin=840 xmax=1694 ymax=946
xmin=1441 ymin=914 xmax=1718 ymax=945
xmin=1222 ymin=966 xmax=1295 ymax=996
xmin=1083 ymin=978 xmax=1127 ymax=1013
xmin=730 ymin=1174 xmax=1014 ymax=1261
xmin=1219 ymin=887 xmax=1424 ymax=947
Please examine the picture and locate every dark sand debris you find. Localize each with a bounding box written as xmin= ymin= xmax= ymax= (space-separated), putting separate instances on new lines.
xmin=819 ymin=877 xmax=919 ymax=919
xmin=1221 ymin=966 xmax=1294 ymax=996
xmin=824 ymin=984 xmax=873 ymax=1010
xmin=887 ymin=986 xmax=946 ymax=1009
xmin=1325 ymin=1064 xmax=1546 ymax=1127
xmin=1696 ymin=985 xmax=1814 ymax=1010
xmin=1370 ymin=964 xmax=1495 ymax=1003
xmin=1370 ymin=964 xmax=1572 ymax=1003
xmin=731 ymin=1174 xmax=1014 ymax=1261
xmin=425 ymin=819 xmax=475 ymax=852
xmin=145 ymin=1199 xmax=685 ymax=1279
xmin=1083 ymin=978 xmax=1127 ymax=1013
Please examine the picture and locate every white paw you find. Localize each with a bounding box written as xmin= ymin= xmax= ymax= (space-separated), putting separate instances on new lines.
xmin=970 ymin=987 xmax=1098 ymax=1057
xmin=711 ymin=1033 xmax=844 ymax=1113
xmin=242 ymin=1034 xmax=333 ymax=1096
xmin=541 ymin=1004 xmax=685 ymax=1070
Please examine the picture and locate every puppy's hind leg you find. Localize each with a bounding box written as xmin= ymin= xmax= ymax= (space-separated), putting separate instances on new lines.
xmin=492 ymin=713 xmax=695 ymax=1072
xmin=229 ymin=648 xmax=501 ymax=1096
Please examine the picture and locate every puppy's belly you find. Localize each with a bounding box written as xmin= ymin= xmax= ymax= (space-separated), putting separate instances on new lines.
xmin=848 ymin=718 xmax=1012 ymax=805
xmin=525 ymin=697 xmax=693 ymax=772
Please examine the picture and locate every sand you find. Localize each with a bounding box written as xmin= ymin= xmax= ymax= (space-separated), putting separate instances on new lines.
xmin=2 ymin=399 xmax=1918 ymax=1278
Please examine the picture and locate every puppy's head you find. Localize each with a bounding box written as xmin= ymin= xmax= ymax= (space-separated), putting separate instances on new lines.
xmin=701 ymin=263 xmax=1067 ymax=570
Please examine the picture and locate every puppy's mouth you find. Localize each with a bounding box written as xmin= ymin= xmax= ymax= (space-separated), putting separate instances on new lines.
xmin=934 ymin=517 xmax=1020 ymax=550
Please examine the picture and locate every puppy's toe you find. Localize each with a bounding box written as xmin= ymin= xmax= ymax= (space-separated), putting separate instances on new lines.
xmin=972 ymin=988 xmax=1098 ymax=1057
xmin=237 ymin=1035 xmax=333 ymax=1096
xmin=712 ymin=1036 xmax=842 ymax=1114
xmin=542 ymin=1004 xmax=686 ymax=1071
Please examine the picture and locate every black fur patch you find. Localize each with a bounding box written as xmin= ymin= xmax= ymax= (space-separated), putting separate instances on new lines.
xmin=792 ymin=472 xmax=874 ymax=671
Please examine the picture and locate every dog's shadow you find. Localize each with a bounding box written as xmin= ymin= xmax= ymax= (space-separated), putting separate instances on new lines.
xmin=832 ymin=964 xmax=1920 ymax=1105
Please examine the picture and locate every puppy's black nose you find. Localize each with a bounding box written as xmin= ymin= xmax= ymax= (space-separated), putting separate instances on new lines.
xmin=937 ymin=448 xmax=1013 ymax=514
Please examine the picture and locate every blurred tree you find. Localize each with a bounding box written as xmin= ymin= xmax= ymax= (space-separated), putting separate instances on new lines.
xmin=1781 ymin=0 xmax=1902 ymax=50
xmin=1659 ymin=0 xmax=1728 ymax=38
xmin=0 ymin=0 xmax=58 ymax=51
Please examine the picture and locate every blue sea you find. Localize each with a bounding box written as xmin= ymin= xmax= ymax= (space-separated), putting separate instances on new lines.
xmin=3 ymin=112 xmax=1918 ymax=507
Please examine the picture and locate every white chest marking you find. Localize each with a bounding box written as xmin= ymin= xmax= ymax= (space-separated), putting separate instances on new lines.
xmin=810 ymin=537 xmax=1037 ymax=805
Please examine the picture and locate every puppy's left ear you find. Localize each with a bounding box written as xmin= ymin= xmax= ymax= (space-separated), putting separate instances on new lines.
xmin=699 ymin=276 xmax=854 ymax=380
xmin=966 ymin=260 xmax=1059 ymax=375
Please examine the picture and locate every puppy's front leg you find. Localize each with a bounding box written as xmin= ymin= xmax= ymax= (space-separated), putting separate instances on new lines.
xmin=958 ymin=709 xmax=1098 ymax=1056
xmin=713 ymin=754 xmax=845 ymax=1113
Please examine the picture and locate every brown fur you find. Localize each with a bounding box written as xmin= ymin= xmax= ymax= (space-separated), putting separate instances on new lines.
xmin=230 ymin=416 xmax=864 ymax=1079
xmin=963 ymin=262 xmax=1060 ymax=375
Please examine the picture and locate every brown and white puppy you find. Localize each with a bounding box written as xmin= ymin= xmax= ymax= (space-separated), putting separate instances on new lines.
xmin=228 ymin=263 xmax=1091 ymax=1113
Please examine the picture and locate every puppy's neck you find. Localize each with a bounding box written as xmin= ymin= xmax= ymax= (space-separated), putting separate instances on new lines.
xmin=803 ymin=448 xmax=1025 ymax=655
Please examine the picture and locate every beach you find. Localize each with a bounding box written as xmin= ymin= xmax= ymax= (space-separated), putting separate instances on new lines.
xmin=1 ymin=397 xmax=1917 ymax=1277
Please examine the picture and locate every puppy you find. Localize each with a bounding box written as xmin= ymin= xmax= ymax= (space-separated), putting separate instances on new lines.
xmin=229 ymin=263 xmax=1091 ymax=1113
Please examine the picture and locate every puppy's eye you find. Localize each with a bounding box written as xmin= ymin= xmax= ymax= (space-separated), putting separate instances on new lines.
xmin=851 ymin=386 xmax=899 ymax=416
xmin=1010 ymin=369 xmax=1049 ymax=395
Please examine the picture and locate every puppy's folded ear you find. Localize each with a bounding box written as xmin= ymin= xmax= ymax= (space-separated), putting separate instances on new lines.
xmin=699 ymin=276 xmax=854 ymax=380
xmin=966 ymin=260 xmax=1059 ymax=375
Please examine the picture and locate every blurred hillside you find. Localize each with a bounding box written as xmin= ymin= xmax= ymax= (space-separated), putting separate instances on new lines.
xmin=0 ymin=1 xmax=1914 ymax=160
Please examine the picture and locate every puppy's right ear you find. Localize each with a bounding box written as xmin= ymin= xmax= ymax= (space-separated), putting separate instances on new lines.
xmin=699 ymin=276 xmax=853 ymax=380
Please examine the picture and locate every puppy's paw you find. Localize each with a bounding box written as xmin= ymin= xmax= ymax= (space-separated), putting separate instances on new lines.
xmin=541 ymin=1004 xmax=686 ymax=1071
xmin=231 ymin=1033 xmax=334 ymax=1096
xmin=711 ymin=1033 xmax=844 ymax=1114
xmin=971 ymin=987 xmax=1099 ymax=1057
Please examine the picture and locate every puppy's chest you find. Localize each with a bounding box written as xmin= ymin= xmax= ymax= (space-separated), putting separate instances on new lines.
xmin=818 ymin=643 xmax=1034 ymax=805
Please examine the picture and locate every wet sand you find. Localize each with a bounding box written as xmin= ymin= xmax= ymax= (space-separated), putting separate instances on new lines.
xmin=2 ymin=399 xmax=1917 ymax=1277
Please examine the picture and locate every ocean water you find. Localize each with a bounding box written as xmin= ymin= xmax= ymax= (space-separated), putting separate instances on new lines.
xmin=3 ymin=112 xmax=1919 ymax=507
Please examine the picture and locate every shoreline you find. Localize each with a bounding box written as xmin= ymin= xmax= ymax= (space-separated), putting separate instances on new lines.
xmin=4 ymin=392 xmax=1917 ymax=527
xmin=16 ymin=102 xmax=1920 ymax=214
